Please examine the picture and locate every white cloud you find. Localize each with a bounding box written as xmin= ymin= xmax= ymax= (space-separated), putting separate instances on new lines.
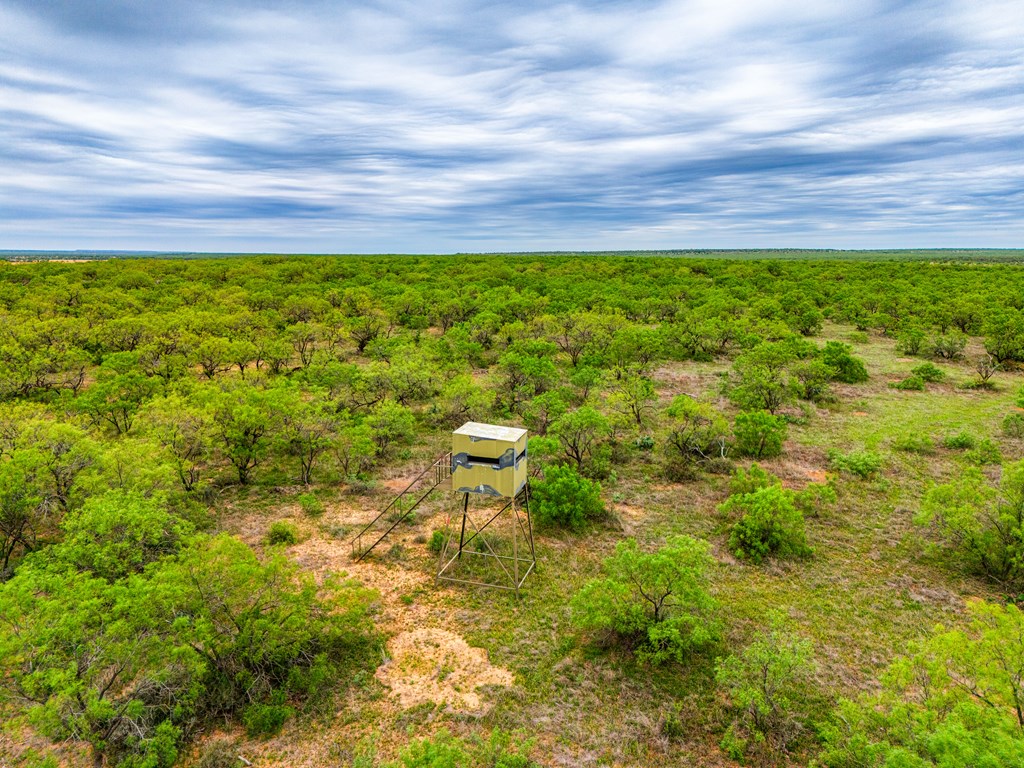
xmin=0 ymin=0 xmax=1021 ymax=251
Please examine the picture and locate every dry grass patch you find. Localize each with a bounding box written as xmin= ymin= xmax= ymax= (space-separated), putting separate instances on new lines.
xmin=376 ymin=628 xmax=515 ymax=713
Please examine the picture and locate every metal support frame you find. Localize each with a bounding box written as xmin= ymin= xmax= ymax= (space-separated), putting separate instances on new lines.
xmin=350 ymin=452 xmax=452 ymax=562
xmin=435 ymin=484 xmax=535 ymax=596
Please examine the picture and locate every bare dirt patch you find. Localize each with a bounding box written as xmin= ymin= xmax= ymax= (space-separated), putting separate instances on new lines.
xmin=376 ymin=628 xmax=514 ymax=713
xmin=382 ymin=475 xmax=417 ymax=492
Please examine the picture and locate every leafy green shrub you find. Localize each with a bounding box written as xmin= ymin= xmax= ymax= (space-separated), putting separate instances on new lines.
xmin=915 ymin=462 xmax=1024 ymax=589
xmin=729 ymin=463 xmax=780 ymax=496
xmin=58 ymin=491 xmax=193 ymax=582
xmin=1003 ymin=412 xmax=1024 ymax=438
xmin=733 ymin=411 xmax=788 ymax=459
xmin=846 ymin=331 xmax=870 ymax=344
xmin=890 ymin=375 xmax=925 ymax=391
xmin=531 ymin=464 xmax=604 ymax=530
xmin=387 ymin=729 xmax=536 ymax=768
xmin=1018 ymin=385 xmax=1024 ymax=408
xmin=930 ymin=332 xmax=968 ymax=360
xmin=965 ymin=438 xmax=1003 ymax=465
xmin=704 ymin=456 xmax=734 ymax=475
xmin=715 ymin=616 xmax=817 ymax=762
xmin=721 ymin=484 xmax=812 ymax=563
xmin=242 ymin=700 xmax=294 ymax=738
xmin=427 ymin=530 xmax=447 ymax=555
xmin=818 ymin=601 xmax=1024 ymax=767
xmin=267 ymin=520 xmax=298 ymax=546
xmin=549 ymin=406 xmax=612 ymax=476
xmin=0 ymin=531 xmax=377 ymax=767
xmin=570 ymin=536 xmax=719 ymax=664
xmin=828 ymin=450 xmax=883 ymax=479
xmin=729 ymin=342 xmax=799 ymax=413
xmin=895 ymin=326 xmax=927 ymax=356
xmin=892 ymin=432 xmax=935 ymax=454
xmin=943 ymin=431 xmax=976 ymax=450
xmin=911 ymin=361 xmax=946 ymax=382
xmin=820 ymin=341 xmax=869 ymax=383
xmin=155 ymin=534 xmax=377 ymax=713
xmin=365 ymin=399 xmax=416 ymax=457
xmin=298 ymin=493 xmax=325 ymax=518
xmin=791 ymin=359 xmax=834 ymax=402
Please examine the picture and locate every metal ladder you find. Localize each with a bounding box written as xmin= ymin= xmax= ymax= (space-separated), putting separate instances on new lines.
xmin=350 ymin=452 xmax=452 ymax=561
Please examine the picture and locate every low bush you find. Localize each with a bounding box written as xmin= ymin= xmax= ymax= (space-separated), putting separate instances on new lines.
xmin=820 ymin=341 xmax=869 ymax=383
xmin=721 ymin=484 xmax=812 ymax=563
xmin=791 ymin=359 xmax=833 ymax=402
xmin=828 ymin=450 xmax=883 ymax=479
xmin=965 ymin=438 xmax=1002 ymax=465
xmin=733 ymin=411 xmax=788 ymax=459
xmin=387 ymin=729 xmax=537 ymax=768
xmin=195 ymin=738 xmax=238 ymax=768
xmin=1003 ymin=412 xmax=1024 ymax=438
xmin=895 ymin=326 xmax=926 ymax=356
xmin=662 ymin=395 xmax=730 ymax=474
xmin=267 ymin=520 xmax=298 ymax=546
xmin=971 ymin=355 xmax=1000 ymax=389
xmin=242 ymin=701 xmax=294 ymax=738
xmin=911 ymin=362 xmax=946 ymax=382
xmin=890 ymin=375 xmax=925 ymax=391
xmin=633 ymin=435 xmax=655 ymax=451
xmin=729 ymin=463 xmax=780 ymax=495
xmin=427 ymin=529 xmax=446 ymax=555
xmin=818 ymin=601 xmax=1024 ymax=767
xmin=0 ymin=533 xmax=377 ymax=767
xmin=531 ymin=464 xmax=605 ymax=530
xmin=943 ymin=431 xmax=976 ymax=450
xmin=704 ymin=456 xmax=734 ymax=475
xmin=930 ymin=332 xmax=968 ymax=360
xmin=298 ymin=493 xmax=325 ymax=518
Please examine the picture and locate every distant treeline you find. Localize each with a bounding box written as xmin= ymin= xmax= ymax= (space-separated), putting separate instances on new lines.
xmin=3 ymin=248 xmax=1024 ymax=262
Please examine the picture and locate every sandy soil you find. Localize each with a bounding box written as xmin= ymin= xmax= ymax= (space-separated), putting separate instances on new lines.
xmin=376 ymin=628 xmax=514 ymax=713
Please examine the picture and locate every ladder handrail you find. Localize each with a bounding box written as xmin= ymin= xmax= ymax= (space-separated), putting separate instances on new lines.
xmin=351 ymin=451 xmax=451 ymax=561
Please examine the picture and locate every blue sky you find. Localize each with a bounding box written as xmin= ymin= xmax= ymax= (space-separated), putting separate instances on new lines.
xmin=1 ymin=0 xmax=1021 ymax=252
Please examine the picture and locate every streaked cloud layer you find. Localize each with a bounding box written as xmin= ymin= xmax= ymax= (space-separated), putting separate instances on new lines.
xmin=1 ymin=1 xmax=1021 ymax=251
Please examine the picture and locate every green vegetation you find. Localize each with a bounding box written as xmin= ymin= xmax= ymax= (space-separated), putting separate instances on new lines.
xmin=0 ymin=253 xmax=1022 ymax=766
xmin=733 ymin=411 xmax=788 ymax=459
xmin=916 ymin=461 xmax=1024 ymax=590
xmin=530 ymin=464 xmax=605 ymax=530
xmin=716 ymin=616 xmax=817 ymax=762
xmin=828 ymin=449 xmax=884 ymax=479
xmin=266 ymin=519 xmax=299 ymax=545
xmin=570 ymin=536 xmax=720 ymax=665
xmin=819 ymin=600 xmax=1024 ymax=767
xmin=722 ymin=483 xmax=814 ymax=563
